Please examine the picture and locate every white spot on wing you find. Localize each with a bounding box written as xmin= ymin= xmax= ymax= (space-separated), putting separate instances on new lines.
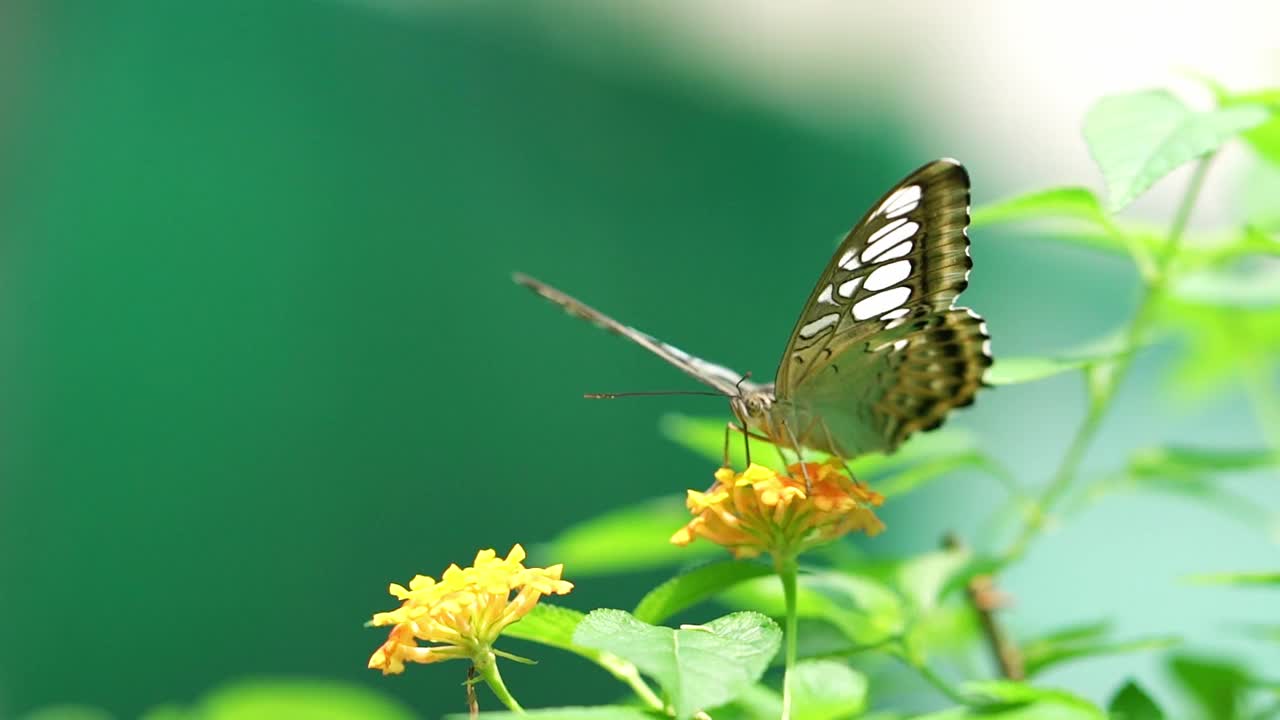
xmin=892 ymin=339 xmax=908 ymax=352
xmin=817 ymin=284 xmax=837 ymax=305
xmin=877 ymin=241 xmax=913 ymax=262
xmin=838 ymin=249 xmax=860 ymax=270
xmin=853 ymin=286 xmax=911 ymax=320
xmin=866 ymin=218 xmax=907 ymax=245
xmin=880 ymin=185 xmax=922 ymax=219
xmin=865 ymin=260 xmax=912 ymax=291
xmin=798 ymin=312 xmax=840 ymax=339
xmin=837 ymin=276 xmax=863 ymax=298
xmin=881 ymin=308 xmax=910 ymax=320
xmin=862 ymin=221 xmax=918 ymax=263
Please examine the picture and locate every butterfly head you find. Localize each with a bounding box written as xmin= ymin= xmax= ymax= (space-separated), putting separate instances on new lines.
xmin=730 ymin=387 xmax=775 ymax=425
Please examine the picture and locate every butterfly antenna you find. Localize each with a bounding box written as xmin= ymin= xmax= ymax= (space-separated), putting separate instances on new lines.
xmin=584 ymin=390 xmax=727 ymax=399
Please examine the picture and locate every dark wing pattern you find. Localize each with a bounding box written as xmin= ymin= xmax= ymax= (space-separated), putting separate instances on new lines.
xmin=772 ymin=159 xmax=991 ymax=457
xmin=513 ymin=273 xmax=751 ymax=397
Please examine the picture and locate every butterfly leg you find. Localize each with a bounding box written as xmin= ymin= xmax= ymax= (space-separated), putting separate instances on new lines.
xmin=725 ymin=422 xmax=784 ymax=469
xmin=779 ymin=419 xmax=812 ymax=491
xmin=817 ymin=419 xmax=864 ymax=486
xmin=721 ymin=422 xmax=734 ymax=468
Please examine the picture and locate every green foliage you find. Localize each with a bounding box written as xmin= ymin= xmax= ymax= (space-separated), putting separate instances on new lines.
xmin=1081 ymin=444 xmax=1280 ymax=533
xmin=710 ymin=660 xmax=868 ymax=720
xmin=393 ymin=74 xmax=1280 ymax=720
xmin=1206 ymin=81 xmax=1280 ymax=165
xmin=1082 ymin=89 xmax=1269 ymax=210
xmin=506 ymin=603 xmax=588 ymax=650
xmin=455 ymin=709 xmax=661 ymax=720
xmin=971 ymin=187 xmax=1109 ymax=229
xmin=535 ymin=494 xmax=720 ymax=575
xmin=1107 ymin=680 xmax=1165 ymax=720
xmin=723 ymin=571 xmax=907 ymax=648
xmin=633 ymin=560 xmax=775 ymax=624
xmin=914 ymin=681 xmax=1105 ymax=719
xmin=1167 ymin=655 xmax=1251 ymax=720
xmin=572 ymin=609 xmax=782 ymax=719
xmin=1184 ymin=571 xmax=1280 ymax=586
xmin=1019 ymin=622 xmax=1179 ymax=678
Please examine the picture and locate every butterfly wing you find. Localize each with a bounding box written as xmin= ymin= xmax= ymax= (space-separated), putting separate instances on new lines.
xmin=773 ymin=159 xmax=991 ymax=457
xmin=514 ymin=272 xmax=750 ymax=396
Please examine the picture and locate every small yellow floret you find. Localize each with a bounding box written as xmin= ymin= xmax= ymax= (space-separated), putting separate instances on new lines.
xmin=367 ymin=544 xmax=573 ymax=675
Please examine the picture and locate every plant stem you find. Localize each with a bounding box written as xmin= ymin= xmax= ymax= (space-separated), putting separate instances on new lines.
xmin=897 ymin=654 xmax=969 ymax=705
xmin=596 ymin=652 xmax=666 ymax=713
xmin=777 ymin=555 xmax=800 ymax=720
xmin=1005 ymin=156 xmax=1214 ymax=561
xmin=476 ymin=652 xmax=524 ymax=714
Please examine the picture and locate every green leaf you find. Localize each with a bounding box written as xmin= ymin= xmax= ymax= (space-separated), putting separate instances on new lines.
xmin=448 ymin=708 xmax=661 ymax=720
xmin=971 ymin=187 xmax=1107 ymax=228
xmin=1168 ymin=654 xmax=1250 ymax=720
xmin=722 ymin=571 xmax=906 ymax=647
xmin=1132 ymin=446 xmax=1280 ymax=473
xmin=986 ymin=329 xmax=1134 ymax=387
xmin=1245 ymin=161 xmax=1280 ymax=230
xmin=660 ymin=413 xmax=792 ymax=471
xmin=790 ymin=660 xmax=869 ymax=719
xmin=1184 ymin=571 xmax=1280 ymax=586
xmin=708 ymin=683 xmax=783 ymax=720
xmin=895 ymin=546 xmax=971 ymax=614
xmin=1212 ymin=84 xmax=1280 ymax=166
xmin=633 ymin=560 xmax=774 ymax=625
xmin=1083 ymin=89 xmax=1269 ymax=210
xmin=873 ymin=451 xmax=1011 ymax=499
xmin=970 ymin=188 xmax=1160 ymax=268
xmin=572 ymin=609 xmax=782 ymax=719
xmin=986 ymin=356 xmax=1093 ymax=386
xmin=913 ymin=681 xmax=1105 ymax=719
xmin=1108 ymin=680 xmax=1165 ymax=720
xmin=1172 ymin=261 xmax=1280 ymax=309
xmin=1020 ymin=619 xmax=1178 ymax=678
xmin=505 ymin=602 xmax=587 ymax=650
xmin=536 ymin=494 xmax=717 ymax=575
xmin=1088 ymin=444 xmax=1280 ymax=530
xmin=190 ymin=680 xmax=415 ymax=720
xmin=717 ymin=661 xmax=868 ymax=720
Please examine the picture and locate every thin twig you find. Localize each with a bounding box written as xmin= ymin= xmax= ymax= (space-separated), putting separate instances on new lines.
xmin=467 ymin=666 xmax=479 ymax=719
xmin=944 ymin=532 xmax=1024 ymax=680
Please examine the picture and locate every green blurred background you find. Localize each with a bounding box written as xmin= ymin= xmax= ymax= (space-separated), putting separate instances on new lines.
xmin=1 ymin=1 xmax=1276 ymax=718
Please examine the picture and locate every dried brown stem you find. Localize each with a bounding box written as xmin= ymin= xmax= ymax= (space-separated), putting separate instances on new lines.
xmin=944 ymin=532 xmax=1024 ymax=680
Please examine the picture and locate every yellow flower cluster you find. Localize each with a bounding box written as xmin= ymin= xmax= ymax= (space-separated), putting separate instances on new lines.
xmin=671 ymin=462 xmax=885 ymax=560
xmin=367 ymin=544 xmax=573 ymax=675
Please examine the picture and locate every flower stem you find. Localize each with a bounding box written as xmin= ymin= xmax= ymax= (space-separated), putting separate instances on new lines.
xmin=476 ymin=653 xmax=524 ymax=714
xmin=1005 ymin=155 xmax=1214 ymax=562
xmin=776 ymin=554 xmax=800 ymax=720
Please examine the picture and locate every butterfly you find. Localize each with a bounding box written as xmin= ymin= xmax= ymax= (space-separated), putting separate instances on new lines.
xmin=514 ymin=159 xmax=991 ymax=465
